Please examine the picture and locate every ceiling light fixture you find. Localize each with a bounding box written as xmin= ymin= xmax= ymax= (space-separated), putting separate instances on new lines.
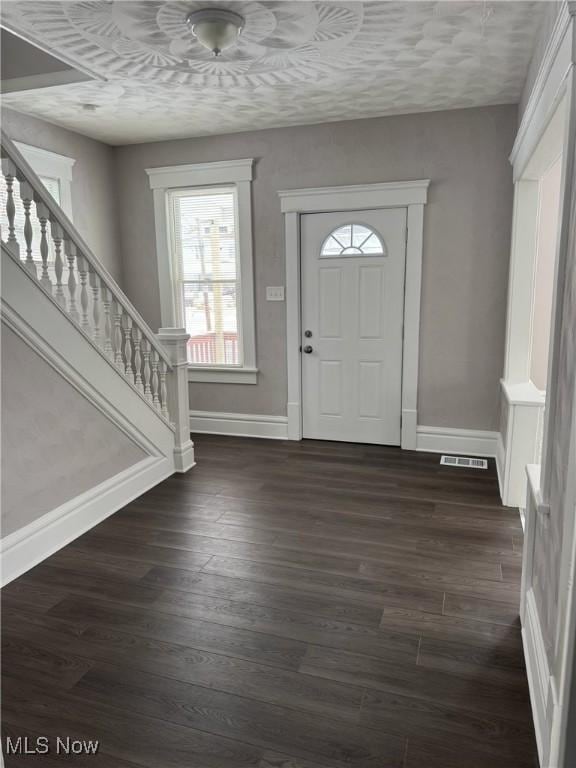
xmin=186 ymin=8 xmax=244 ymax=57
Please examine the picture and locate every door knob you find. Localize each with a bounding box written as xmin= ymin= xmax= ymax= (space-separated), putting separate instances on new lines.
xmin=304 ymin=330 xmax=313 ymax=338
xmin=303 ymin=345 xmax=313 ymax=354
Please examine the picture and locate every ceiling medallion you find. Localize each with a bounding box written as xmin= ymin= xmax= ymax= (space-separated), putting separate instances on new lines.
xmin=186 ymin=8 xmax=244 ymax=57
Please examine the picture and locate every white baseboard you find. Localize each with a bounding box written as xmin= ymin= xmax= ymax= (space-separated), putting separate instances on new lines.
xmin=189 ymin=410 xmax=289 ymax=440
xmin=173 ymin=439 xmax=196 ymax=473
xmin=496 ymin=433 xmax=506 ymax=497
xmin=188 ymin=414 xmax=497 ymax=452
xmin=401 ymin=408 xmax=418 ymax=450
xmin=0 ymin=456 xmax=173 ymax=586
xmin=416 ymin=425 xmax=498 ymax=457
xmin=522 ymin=587 xmax=557 ymax=766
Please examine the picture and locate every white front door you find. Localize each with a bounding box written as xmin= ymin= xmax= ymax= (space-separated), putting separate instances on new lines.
xmin=301 ymin=208 xmax=407 ymax=444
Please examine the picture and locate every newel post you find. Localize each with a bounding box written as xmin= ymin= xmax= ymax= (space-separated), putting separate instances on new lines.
xmin=157 ymin=328 xmax=195 ymax=473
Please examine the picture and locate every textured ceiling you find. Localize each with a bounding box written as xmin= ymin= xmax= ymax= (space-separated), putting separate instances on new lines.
xmin=1 ymin=1 xmax=542 ymax=145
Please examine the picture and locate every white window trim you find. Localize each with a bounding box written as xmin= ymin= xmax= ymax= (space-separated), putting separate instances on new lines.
xmin=146 ymin=158 xmax=257 ymax=384
xmin=14 ymin=141 xmax=75 ymax=220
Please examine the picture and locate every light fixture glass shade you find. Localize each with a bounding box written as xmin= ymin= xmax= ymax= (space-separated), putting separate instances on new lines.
xmin=186 ymin=8 xmax=244 ymax=57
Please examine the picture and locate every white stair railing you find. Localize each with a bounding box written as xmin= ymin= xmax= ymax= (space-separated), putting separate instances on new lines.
xmin=1 ymin=130 xmax=194 ymax=472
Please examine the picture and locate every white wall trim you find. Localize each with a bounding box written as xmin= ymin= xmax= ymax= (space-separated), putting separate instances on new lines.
xmin=523 ymin=587 xmax=558 ymax=765
xmin=503 ymin=180 xmax=541 ymax=383
xmin=416 ymin=426 xmax=498 ymax=458
xmin=189 ymin=410 xmax=288 ymax=440
xmin=511 ymin=2 xmax=576 ymax=179
xmin=0 ymin=456 xmax=173 ymax=586
xmin=14 ymin=142 xmax=75 ymax=180
xmin=498 ymin=381 xmax=546 ymax=508
xmin=146 ymin=158 xmax=253 ymax=189
xmin=280 ymin=180 xmax=429 ymax=448
xmin=402 ymin=203 xmax=425 ymax=450
xmin=147 ymin=158 xmax=257 ymax=383
xmin=185 ymin=415 xmax=498 ymax=455
xmin=503 ymin=23 xmax=574 ymax=508
xmin=502 ymin=379 xmax=547 ymax=407
xmin=278 ymin=180 xmax=429 ymax=213
xmin=188 ymin=366 xmax=258 ymax=384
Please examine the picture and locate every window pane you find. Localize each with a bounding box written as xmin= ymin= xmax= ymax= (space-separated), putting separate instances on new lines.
xmin=351 ymin=224 xmax=373 ymax=247
xmin=183 ymin=281 xmax=239 ymax=365
xmin=172 ymin=188 xmax=237 ymax=281
xmin=358 ymin=233 xmax=384 ymax=253
xmin=320 ymin=223 xmax=386 ymax=258
xmin=321 ymin=236 xmax=343 ymax=256
xmin=169 ymin=186 xmax=242 ymax=368
xmin=40 ymin=175 xmax=61 ymax=205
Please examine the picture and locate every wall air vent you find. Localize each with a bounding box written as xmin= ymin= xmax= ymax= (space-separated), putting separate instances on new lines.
xmin=440 ymin=455 xmax=488 ymax=469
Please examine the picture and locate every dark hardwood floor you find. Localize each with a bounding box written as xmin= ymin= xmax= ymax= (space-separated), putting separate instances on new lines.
xmin=2 ymin=436 xmax=538 ymax=767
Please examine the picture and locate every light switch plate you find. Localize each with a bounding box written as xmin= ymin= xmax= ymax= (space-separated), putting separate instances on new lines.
xmin=266 ymin=286 xmax=285 ymax=301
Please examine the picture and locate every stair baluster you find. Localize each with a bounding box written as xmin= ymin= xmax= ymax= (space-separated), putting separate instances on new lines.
xmin=133 ymin=326 xmax=144 ymax=392
xmin=112 ymin=300 xmax=124 ymax=370
xmin=151 ymin=348 xmax=160 ymax=410
xmin=89 ymin=266 xmax=101 ymax=346
xmin=76 ymin=252 xmax=90 ymax=334
xmin=19 ymin=180 xmax=37 ymax=278
xmin=64 ymin=240 xmax=80 ymax=323
xmin=123 ymin=314 xmax=135 ymax=380
xmin=36 ymin=201 xmax=52 ymax=292
xmin=51 ymin=221 xmax=66 ymax=308
xmin=101 ymin=286 xmax=114 ymax=360
xmin=1 ymin=158 xmax=19 ymax=257
xmin=159 ymin=359 xmax=169 ymax=420
xmin=142 ymin=338 xmax=153 ymax=402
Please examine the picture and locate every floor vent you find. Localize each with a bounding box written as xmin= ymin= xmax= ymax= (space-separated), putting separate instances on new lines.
xmin=440 ymin=455 xmax=488 ymax=469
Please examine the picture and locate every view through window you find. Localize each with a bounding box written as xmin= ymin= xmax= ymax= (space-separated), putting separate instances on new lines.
xmin=169 ymin=186 xmax=241 ymax=366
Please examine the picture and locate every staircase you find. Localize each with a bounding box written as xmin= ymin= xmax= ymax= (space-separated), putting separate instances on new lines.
xmin=0 ymin=130 xmax=194 ymax=585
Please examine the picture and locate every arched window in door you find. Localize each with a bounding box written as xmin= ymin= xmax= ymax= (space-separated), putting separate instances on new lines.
xmin=320 ymin=223 xmax=386 ymax=257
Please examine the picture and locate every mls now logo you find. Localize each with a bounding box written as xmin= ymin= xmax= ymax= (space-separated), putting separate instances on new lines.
xmin=5 ymin=737 xmax=49 ymax=755
xmin=55 ymin=737 xmax=99 ymax=755
xmin=5 ymin=736 xmax=99 ymax=755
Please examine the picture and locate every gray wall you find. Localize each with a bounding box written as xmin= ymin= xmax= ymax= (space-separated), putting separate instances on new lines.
xmin=116 ymin=105 xmax=516 ymax=430
xmin=1 ymin=324 xmax=146 ymax=537
xmin=2 ymin=107 xmax=123 ymax=283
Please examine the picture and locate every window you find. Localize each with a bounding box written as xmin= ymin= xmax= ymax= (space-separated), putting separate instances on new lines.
xmin=147 ymin=159 xmax=257 ymax=384
xmin=321 ymin=223 xmax=386 ymax=257
xmin=169 ymin=187 xmax=240 ymax=367
xmin=14 ymin=142 xmax=74 ymax=219
xmin=38 ymin=175 xmax=62 ymax=206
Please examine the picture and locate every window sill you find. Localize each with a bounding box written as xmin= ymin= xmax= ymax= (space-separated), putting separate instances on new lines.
xmin=187 ymin=366 xmax=258 ymax=384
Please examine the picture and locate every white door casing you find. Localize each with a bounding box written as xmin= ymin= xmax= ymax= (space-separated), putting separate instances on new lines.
xmin=301 ymin=209 xmax=407 ymax=444
xmin=279 ymin=180 xmax=429 ymax=448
